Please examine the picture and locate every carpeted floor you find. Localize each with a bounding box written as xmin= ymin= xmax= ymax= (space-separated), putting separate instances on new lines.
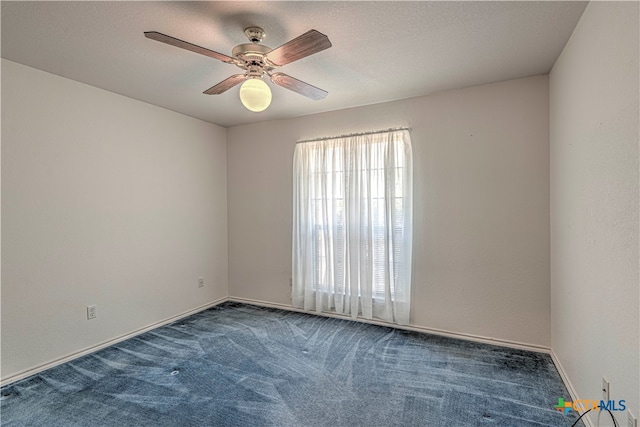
xmin=1 ymin=302 xmax=583 ymax=426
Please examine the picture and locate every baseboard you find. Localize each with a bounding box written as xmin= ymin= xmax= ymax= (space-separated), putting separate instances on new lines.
xmin=549 ymin=349 xmax=595 ymax=427
xmin=228 ymin=296 xmax=551 ymax=354
xmin=1 ymin=295 xmax=560 ymax=392
xmin=0 ymin=297 xmax=229 ymax=387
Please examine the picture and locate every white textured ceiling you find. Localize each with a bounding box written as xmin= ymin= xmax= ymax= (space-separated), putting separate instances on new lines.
xmin=1 ymin=1 xmax=587 ymax=127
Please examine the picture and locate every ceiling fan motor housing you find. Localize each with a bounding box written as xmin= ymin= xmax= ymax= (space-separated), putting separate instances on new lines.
xmin=232 ymin=43 xmax=273 ymax=74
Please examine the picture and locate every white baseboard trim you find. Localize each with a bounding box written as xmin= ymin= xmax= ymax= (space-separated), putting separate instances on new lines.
xmin=228 ymin=296 xmax=551 ymax=354
xmin=549 ymin=349 xmax=594 ymax=427
xmin=0 ymin=297 xmax=229 ymax=387
xmin=2 ymin=296 xmax=564 ymax=398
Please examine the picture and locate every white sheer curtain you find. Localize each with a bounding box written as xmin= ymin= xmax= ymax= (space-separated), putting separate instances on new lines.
xmin=292 ymin=129 xmax=413 ymax=325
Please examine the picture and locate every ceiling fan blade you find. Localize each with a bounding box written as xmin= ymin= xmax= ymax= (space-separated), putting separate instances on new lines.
xmin=144 ymin=31 xmax=235 ymax=63
xmin=203 ymin=74 xmax=247 ymax=95
xmin=266 ymin=30 xmax=331 ymax=66
xmin=270 ymin=72 xmax=328 ymax=100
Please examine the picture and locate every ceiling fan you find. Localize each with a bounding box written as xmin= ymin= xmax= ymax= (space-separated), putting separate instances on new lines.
xmin=144 ymin=26 xmax=332 ymax=112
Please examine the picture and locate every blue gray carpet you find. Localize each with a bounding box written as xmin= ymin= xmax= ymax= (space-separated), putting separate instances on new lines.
xmin=1 ymin=302 xmax=583 ymax=426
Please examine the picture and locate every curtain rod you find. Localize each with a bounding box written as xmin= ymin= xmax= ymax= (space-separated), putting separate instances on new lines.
xmin=297 ymin=127 xmax=410 ymax=144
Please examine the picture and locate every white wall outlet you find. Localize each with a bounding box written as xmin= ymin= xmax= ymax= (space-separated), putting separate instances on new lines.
xmin=87 ymin=305 xmax=97 ymax=320
xmin=628 ymin=410 xmax=638 ymax=427
xmin=198 ymin=277 xmax=204 ymax=288
xmin=601 ymin=377 xmax=610 ymax=402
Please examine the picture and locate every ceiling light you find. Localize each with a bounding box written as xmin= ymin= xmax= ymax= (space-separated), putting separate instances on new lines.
xmin=239 ymin=78 xmax=272 ymax=112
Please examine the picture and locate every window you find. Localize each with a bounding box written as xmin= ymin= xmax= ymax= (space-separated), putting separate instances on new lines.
xmin=292 ymin=129 xmax=413 ymax=325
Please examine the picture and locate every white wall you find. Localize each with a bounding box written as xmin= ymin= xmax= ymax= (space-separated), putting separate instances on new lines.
xmin=550 ymin=2 xmax=639 ymax=424
xmin=1 ymin=59 xmax=228 ymax=381
xmin=227 ymin=75 xmax=550 ymax=347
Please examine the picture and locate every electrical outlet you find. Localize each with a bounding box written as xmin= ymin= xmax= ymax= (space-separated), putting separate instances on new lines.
xmin=87 ymin=305 xmax=97 ymax=320
xmin=628 ymin=410 xmax=638 ymax=427
xmin=602 ymin=377 xmax=610 ymax=402
xmin=198 ymin=277 xmax=204 ymax=288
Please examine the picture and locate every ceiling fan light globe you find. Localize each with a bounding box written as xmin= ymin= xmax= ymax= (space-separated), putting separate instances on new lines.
xmin=239 ymin=78 xmax=272 ymax=112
